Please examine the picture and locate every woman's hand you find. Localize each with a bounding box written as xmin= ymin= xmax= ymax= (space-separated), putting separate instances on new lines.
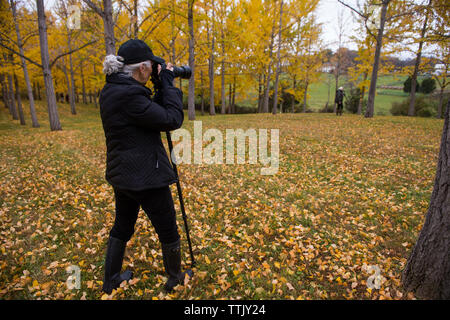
xmin=157 ymin=63 xmax=173 ymax=75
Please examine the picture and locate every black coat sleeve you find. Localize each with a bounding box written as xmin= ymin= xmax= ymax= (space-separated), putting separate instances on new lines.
xmin=123 ymin=71 xmax=184 ymax=132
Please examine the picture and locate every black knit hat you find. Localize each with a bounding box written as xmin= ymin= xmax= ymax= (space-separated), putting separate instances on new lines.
xmin=117 ymin=39 xmax=165 ymax=65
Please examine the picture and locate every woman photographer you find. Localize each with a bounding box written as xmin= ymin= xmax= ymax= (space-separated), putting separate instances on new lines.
xmin=99 ymin=39 xmax=193 ymax=294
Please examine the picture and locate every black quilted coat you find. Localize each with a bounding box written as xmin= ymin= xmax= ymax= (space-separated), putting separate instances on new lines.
xmin=99 ymin=69 xmax=184 ymax=191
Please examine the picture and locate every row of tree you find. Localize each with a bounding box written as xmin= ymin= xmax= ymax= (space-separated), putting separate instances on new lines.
xmin=0 ymin=0 xmax=449 ymax=131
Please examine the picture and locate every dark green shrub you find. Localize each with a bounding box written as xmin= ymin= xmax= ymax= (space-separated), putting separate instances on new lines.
xmin=403 ymin=76 xmax=420 ymax=93
xmin=344 ymin=88 xmax=367 ymax=114
xmin=319 ymin=103 xmax=334 ymax=113
xmin=390 ymin=95 xmax=436 ymax=117
xmin=416 ymin=106 xmax=436 ymax=117
xmin=419 ymin=77 xmax=436 ymax=94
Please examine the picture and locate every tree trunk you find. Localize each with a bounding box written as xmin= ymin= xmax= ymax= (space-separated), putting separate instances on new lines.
xmin=220 ymin=0 xmax=226 ymax=114
xmin=333 ymin=75 xmax=339 ymax=114
xmin=67 ymin=30 xmax=77 ymax=115
xmin=303 ymin=81 xmax=309 ymax=113
xmin=94 ymin=89 xmax=98 ymax=108
xmin=187 ymin=0 xmax=195 ymax=120
xmin=208 ymin=2 xmax=216 ymax=115
xmin=262 ymin=21 xmax=276 ymax=113
xmin=365 ymin=0 xmax=389 ymax=118
xmin=408 ymin=0 xmax=431 ymax=117
xmin=258 ymin=73 xmax=262 ymax=112
xmin=133 ymin=0 xmax=138 ymax=38
xmin=62 ymin=64 xmax=71 ymax=104
xmin=232 ymin=75 xmax=236 ymax=114
xmin=291 ymin=75 xmax=296 ymax=113
xmin=358 ymin=72 xmax=368 ymax=115
xmin=37 ymin=0 xmax=62 ymax=131
xmin=437 ymin=86 xmax=444 ymax=119
xmin=0 ymin=74 xmax=9 ymax=109
xmin=326 ymin=73 xmax=331 ymax=112
xmin=14 ymin=74 xmax=26 ymax=125
xmin=36 ymin=81 xmax=41 ymax=100
xmin=200 ymin=69 xmax=204 ymax=116
xmin=227 ymin=82 xmax=231 ymax=114
xmin=102 ymin=0 xmax=116 ymax=55
xmin=11 ymin=0 xmax=39 ymax=127
xmin=401 ymin=100 xmax=450 ymax=299
xmin=272 ymin=0 xmax=284 ymax=115
xmin=7 ymin=72 xmax=18 ymax=120
xmin=80 ymin=61 xmax=87 ymax=104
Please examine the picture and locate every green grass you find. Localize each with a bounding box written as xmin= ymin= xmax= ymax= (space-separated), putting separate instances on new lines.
xmin=0 ymin=98 xmax=444 ymax=300
xmin=227 ymin=73 xmax=422 ymax=116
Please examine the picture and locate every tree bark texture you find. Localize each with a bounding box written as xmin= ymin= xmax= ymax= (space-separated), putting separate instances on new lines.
xmin=402 ymin=100 xmax=450 ymax=299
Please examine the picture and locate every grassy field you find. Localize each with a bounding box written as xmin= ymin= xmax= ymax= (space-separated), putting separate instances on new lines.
xmin=236 ymin=73 xmax=421 ymax=116
xmin=307 ymin=73 xmax=419 ymax=115
xmin=0 ymin=98 xmax=443 ymax=300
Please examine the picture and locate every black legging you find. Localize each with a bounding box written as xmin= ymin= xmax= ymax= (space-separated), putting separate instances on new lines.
xmin=336 ymin=102 xmax=343 ymax=115
xmin=109 ymin=185 xmax=180 ymax=244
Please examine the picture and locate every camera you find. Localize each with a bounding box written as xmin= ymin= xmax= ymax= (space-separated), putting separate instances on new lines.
xmin=151 ymin=59 xmax=192 ymax=80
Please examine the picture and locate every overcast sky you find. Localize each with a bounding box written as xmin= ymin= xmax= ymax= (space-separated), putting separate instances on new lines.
xmin=316 ymin=0 xmax=359 ymax=50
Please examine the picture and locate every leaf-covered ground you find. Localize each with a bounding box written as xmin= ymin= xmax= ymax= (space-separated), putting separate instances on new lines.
xmin=0 ymin=101 xmax=443 ymax=300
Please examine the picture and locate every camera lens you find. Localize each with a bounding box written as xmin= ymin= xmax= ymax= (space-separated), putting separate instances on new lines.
xmin=172 ymin=66 xmax=192 ymax=79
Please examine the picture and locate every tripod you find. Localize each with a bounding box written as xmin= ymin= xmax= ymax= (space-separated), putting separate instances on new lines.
xmin=165 ymin=131 xmax=196 ymax=268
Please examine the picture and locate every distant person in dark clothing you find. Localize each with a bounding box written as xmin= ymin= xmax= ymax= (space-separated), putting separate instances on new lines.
xmin=99 ymin=39 xmax=193 ymax=295
xmin=335 ymin=86 xmax=345 ymax=116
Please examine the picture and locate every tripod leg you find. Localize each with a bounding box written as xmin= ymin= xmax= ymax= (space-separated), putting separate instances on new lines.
xmin=165 ymin=131 xmax=196 ymax=268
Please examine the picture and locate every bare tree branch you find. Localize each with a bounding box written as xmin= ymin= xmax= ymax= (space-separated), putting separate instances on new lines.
xmin=0 ymin=41 xmax=43 ymax=68
xmin=49 ymin=40 xmax=98 ymax=69
xmin=81 ymin=0 xmax=104 ymax=17
xmin=337 ymin=0 xmax=367 ymax=19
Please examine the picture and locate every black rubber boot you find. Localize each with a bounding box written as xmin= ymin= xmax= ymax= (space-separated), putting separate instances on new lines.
xmin=102 ymin=236 xmax=133 ymax=294
xmin=161 ymin=239 xmax=193 ymax=292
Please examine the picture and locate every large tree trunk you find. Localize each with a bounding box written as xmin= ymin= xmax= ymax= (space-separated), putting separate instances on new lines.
xmin=133 ymin=0 xmax=138 ymax=38
xmin=408 ymin=0 xmax=431 ymax=117
xmin=401 ymin=100 xmax=450 ymax=299
xmin=187 ymin=0 xmax=195 ymax=120
xmin=82 ymin=0 xmax=115 ymax=55
xmin=272 ymin=0 xmax=283 ymax=115
xmin=365 ymin=0 xmax=389 ymax=118
xmin=37 ymin=0 xmax=62 ymax=131
xmin=102 ymin=0 xmax=116 ymax=55
xmin=11 ymin=0 xmax=39 ymax=127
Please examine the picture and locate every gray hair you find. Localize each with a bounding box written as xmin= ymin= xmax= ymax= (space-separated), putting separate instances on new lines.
xmin=102 ymin=54 xmax=151 ymax=77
